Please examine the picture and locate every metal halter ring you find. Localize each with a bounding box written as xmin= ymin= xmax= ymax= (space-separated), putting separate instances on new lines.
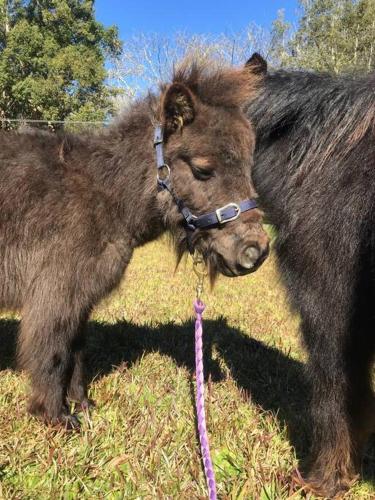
xmin=193 ymin=251 xmax=208 ymax=278
xmin=157 ymin=164 xmax=171 ymax=184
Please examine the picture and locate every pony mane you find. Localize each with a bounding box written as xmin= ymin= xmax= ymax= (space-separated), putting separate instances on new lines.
xmin=250 ymin=69 xmax=375 ymax=180
xmin=167 ymin=59 xmax=262 ymax=108
xmin=114 ymin=58 xmax=262 ymax=140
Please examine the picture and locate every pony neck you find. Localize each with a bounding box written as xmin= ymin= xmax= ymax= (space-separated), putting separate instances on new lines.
xmin=87 ymin=101 xmax=166 ymax=248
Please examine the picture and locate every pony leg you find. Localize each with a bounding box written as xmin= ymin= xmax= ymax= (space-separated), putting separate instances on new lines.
xmin=347 ymin=347 xmax=375 ymax=468
xmin=66 ymin=318 xmax=94 ymax=411
xmin=301 ymin=311 xmax=374 ymax=497
xmin=303 ymin=349 xmax=357 ymax=496
xmin=18 ymin=300 xmax=84 ymax=429
xmin=345 ymin=311 xmax=375 ymax=470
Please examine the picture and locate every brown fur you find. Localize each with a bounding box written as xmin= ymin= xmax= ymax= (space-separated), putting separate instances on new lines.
xmin=246 ymin=53 xmax=375 ymax=498
xmin=0 ymin=60 xmax=268 ymax=428
xmin=348 ymin=103 xmax=375 ymax=145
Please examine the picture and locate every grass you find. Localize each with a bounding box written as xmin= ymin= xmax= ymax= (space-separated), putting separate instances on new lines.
xmin=0 ymin=236 xmax=374 ymax=499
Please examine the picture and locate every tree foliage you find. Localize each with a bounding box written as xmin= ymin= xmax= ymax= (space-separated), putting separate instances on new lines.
xmin=1 ymin=0 xmax=374 ymax=123
xmin=0 ymin=0 xmax=121 ymax=123
xmin=287 ymin=0 xmax=375 ymax=72
xmin=108 ymin=26 xmax=278 ymax=100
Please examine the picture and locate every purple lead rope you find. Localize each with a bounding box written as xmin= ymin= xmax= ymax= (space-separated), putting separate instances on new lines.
xmin=194 ymin=299 xmax=217 ymax=500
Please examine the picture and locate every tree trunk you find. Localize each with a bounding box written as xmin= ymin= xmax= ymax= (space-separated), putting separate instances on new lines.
xmin=368 ymin=21 xmax=375 ymax=71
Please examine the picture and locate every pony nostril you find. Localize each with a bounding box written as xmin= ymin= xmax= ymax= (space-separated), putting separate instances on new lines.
xmin=239 ymin=245 xmax=260 ymax=269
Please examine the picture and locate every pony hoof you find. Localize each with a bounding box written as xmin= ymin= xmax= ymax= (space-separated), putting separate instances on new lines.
xmin=60 ymin=414 xmax=81 ymax=431
xmin=80 ymin=398 xmax=95 ymax=411
xmin=293 ymin=469 xmax=357 ymax=499
xmin=49 ymin=413 xmax=81 ymax=431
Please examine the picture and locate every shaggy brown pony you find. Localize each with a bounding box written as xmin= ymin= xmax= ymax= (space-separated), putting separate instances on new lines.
xmin=246 ymin=53 xmax=375 ymax=498
xmin=0 ymin=59 xmax=269 ymax=429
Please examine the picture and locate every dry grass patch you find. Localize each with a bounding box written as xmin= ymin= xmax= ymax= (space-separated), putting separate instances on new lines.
xmin=0 ymin=237 xmax=374 ymax=498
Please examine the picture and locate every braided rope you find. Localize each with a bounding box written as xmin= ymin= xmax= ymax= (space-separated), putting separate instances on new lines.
xmin=194 ymin=299 xmax=217 ymax=500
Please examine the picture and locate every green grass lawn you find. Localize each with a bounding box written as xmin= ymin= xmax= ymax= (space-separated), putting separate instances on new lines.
xmin=0 ymin=238 xmax=374 ymax=499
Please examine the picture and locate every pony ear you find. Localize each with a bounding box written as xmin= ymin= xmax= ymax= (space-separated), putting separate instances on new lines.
xmin=161 ymin=83 xmax=196 ymax=135
xmin=245 ymin=52 xmax=268 ymax=75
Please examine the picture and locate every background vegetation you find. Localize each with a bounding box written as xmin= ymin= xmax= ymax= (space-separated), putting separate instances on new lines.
xmin=1 ymin=0 xmax=375 ymax=122
xmin=0 ymin=0 xmax=121 ymax=125
xmin=109 ymin=0 xmax=375 ymax=100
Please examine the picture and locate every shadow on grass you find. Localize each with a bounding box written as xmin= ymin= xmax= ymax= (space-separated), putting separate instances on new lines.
xmin=0 ymin=316 xmax=374 ymax=483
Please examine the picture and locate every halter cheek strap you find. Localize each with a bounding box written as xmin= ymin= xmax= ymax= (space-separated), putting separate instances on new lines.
xmin=153 ymin=124 xmax=258 ymax=248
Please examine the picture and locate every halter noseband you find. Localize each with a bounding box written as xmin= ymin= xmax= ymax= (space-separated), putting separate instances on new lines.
xmin=153 ymin=124 xmax=258 ymax=252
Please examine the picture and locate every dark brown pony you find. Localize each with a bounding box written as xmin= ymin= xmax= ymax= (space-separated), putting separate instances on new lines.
xmin=0 ymin=60 xmax=269 ymax=429
xmin=246 ymin=53 xmax=375 ymax=498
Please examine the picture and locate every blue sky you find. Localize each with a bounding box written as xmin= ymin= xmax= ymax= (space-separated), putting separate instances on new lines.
xmin=95 ymin=0 xmax=299 ymax=38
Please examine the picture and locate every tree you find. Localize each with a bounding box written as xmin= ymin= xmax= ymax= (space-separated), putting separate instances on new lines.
xmin=268 ymin=9 xmax=292 ymax=68
xmin=0 ymin=0 xmax=121 ymax=125
xmin=108 ymin=26 xmax=275 ymax=97
xmin=288 ymin=0 xmax=375 ymax=73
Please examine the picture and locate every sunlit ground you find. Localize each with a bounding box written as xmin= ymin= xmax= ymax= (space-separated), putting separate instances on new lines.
xmin=0 ymin=237 xmax=374 ymax=499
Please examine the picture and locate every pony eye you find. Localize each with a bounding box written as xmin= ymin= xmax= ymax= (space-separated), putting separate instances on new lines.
xmin=178 ymin=155 xmax=215 ymax=181
xmin=191 ymin=166 xmax=214 ymax=181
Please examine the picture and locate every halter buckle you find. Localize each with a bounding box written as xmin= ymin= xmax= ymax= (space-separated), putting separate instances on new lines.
xmin=216 ymin=203 xmax=241 ymax=224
